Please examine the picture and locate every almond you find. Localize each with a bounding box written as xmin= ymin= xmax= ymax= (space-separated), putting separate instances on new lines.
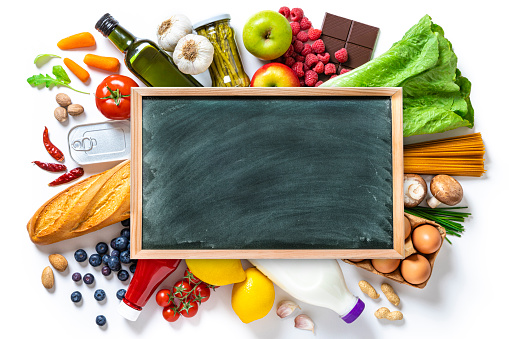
xmin=49 ymin=254 xmax=68 ymax=272
xmin=42 ymin=266 xmax=54 ymax=289
xmin=67 ymin=104 xmax=84 ymax=116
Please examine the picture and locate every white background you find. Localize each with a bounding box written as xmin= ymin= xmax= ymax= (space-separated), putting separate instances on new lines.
xmin=1 ymin=0 xmax=508 ymax=338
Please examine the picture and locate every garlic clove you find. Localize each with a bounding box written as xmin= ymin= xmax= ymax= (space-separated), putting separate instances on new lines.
xmin=276 ymin=300 xmax=300 ymax=318
xmin=294 ymin=314 xmax=315 ymax=333
xmin=157 ymin=14 xmax=193 ymax=52
xmin=173 ymin=34 xmax=214 ymax=75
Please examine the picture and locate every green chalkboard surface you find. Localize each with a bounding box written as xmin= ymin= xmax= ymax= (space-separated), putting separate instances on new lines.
xmin=131 ymin=88 xmax=404 ymax=259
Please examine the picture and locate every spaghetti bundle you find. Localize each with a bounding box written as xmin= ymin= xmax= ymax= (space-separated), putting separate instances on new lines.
xmin=404 ymin=133 xmax=485 ymax=177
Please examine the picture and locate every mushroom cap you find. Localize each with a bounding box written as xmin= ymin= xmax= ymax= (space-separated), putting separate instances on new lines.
xmin=429 ymin=175 xmax=463 ymax=206
xmin=403 ymin=174 xmax=427 ymax=207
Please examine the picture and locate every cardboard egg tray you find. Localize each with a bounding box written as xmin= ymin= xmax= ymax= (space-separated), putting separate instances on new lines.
xmin=343 ymin=213 xmax=446 ymax=289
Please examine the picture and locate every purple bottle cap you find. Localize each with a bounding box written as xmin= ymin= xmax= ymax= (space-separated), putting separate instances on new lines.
xmin=341 ymin=297 xmax=365 ymax=323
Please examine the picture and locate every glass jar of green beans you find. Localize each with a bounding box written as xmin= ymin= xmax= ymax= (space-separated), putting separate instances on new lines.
xmin=194 ymin=14 xmax=250 ymax=87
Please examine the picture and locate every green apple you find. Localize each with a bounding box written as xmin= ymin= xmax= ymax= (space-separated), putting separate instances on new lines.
xmin=250 ymin=63 xmax=300 ymax=87
xmin=242 ymin=10 xmax=292 ymax=60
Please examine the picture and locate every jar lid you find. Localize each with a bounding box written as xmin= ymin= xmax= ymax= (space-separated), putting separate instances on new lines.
xmin=193 ymin=14 xmax=231 ymax=30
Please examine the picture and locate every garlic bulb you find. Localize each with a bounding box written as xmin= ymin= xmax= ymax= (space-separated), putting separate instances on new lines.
xmin=157 ymin=14 xmax=193 ymax=52
xmin=173 ymin=34 xmax=214 ymax=75
xmin=294 ymin=314 xmax=315 ymax=333
xmin=276 ymin=300 xmax=300 ymax=318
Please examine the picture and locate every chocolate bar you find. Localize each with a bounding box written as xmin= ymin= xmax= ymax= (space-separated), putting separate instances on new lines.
xmin=321 ymin=13 xmax=379 ymax=74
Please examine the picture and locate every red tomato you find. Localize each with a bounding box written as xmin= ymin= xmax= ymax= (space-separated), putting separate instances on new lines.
xmin=191 ymin=283 xmax=210 ymax=303
xmin=178 ymin=300 xmax=199 ymax=318
xmin=172 ymin=280 xmax=192 ymax=299
xmin=184 ymin=268 xmax=202 ymax=285
xmin=155 ymin=288 xmax=173 ymax=307
xmin=95 ymin=74 xmax=139 ymax=120
xmin=162 ymin=303 xmax=180 ymax=322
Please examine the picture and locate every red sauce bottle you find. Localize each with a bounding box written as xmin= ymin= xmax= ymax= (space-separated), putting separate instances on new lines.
xmin=118 ymin=259 xmax=181 ymax=321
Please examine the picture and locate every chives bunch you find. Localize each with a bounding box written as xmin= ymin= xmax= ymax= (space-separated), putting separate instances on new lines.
xmin=404 ymin=206 xmax=471 ymax=244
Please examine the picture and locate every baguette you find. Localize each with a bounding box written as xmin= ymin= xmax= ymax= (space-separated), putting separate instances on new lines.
xmin=27 ymin=160 xmax=130 ymax=245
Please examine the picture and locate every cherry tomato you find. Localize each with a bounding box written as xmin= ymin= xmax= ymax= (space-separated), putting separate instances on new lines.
xmin=178 ymin=300 xmax=199 ymax=318
xmin=95 ymin=74 xmax=139 ymax=120
xmin=184 ymin=268 xmax=202 ymax=285
xmin=155 ymin=288 xmax=173 ymax=307
xmin=191 ymin=283 xmax=210 ymax=303
xmin=172 ymin=280 xmax=192 ymax=299
xmin=162 ymin=303 xmax=180 ymax=322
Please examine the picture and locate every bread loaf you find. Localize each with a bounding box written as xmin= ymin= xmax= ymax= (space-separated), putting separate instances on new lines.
xmin=27 ymin=160 xmax=130 ymax=245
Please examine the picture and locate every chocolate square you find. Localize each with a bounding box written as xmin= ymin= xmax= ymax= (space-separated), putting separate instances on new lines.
xmin=321 ymin=13 xmax=352 ymax=41
xmin=321 ymin=35 xmax=346 ymax=64
xmin=347 ymin=21 xmax=379 ymax=49
xmin=342 ymin=43 xmax=373 ymax=69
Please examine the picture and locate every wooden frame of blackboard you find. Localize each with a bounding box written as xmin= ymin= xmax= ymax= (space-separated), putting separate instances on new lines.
xmin=130 ymin=87 xmax=404 ymax=259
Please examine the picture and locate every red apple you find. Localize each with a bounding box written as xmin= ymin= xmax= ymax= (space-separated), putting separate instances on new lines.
xmin=250 ymin=63 xmax=300 ymax=87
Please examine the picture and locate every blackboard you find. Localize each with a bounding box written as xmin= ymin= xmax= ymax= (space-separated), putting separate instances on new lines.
xmin=131 ymin=87 xmax=404 ymax=259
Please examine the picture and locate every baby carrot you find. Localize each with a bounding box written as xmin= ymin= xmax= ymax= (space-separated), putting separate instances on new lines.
xmin=63 ymin=58 xmax=90 ymax=83
xmin=57 ymin=32 xmax=96 ymax=50
xmin=83 ymin=54 xmax=120 ymax=73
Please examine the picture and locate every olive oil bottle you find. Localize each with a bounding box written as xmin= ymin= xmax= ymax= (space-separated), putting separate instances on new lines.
xmin=95 ymin=13 xmax=202 ymax=87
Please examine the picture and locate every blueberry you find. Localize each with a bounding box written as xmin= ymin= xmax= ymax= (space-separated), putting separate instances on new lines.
xmin=102 ymin=254 xmax=110 ymax=265
xmin=110 ymin=249 xmax=120 ymax=258
xmin=114 ymin=236 xmax=129 ymax=251
xmin=74 ymin=249 xmax=87 ymax=262
xmin=108 ymin=256 xmax=121 ymax=271
xmin=95 ymin=242 xmax=108 ymax=255
xmin=110 ymin=238 xmax=118 ymax=250
xmin=94 ymin=289 xmax=106 ymax=301
xmin=101 ymin=265 xmax=111 ymax=276
xmin=129 ymin=262 xmax=137 ymax=273
xmin=72 ymin=272 xmax=82 ymax=282
xmin=121 ymin=218 xmax=130 ymax=227
xmin=89 ymin=253 xmax=102 ymax=267
xmin=120 ymin=228 xmax=130 ymax=238
xmin=116 ymin=289 xmax=126 ymax=300
xmin=96 ymin=315 xmax=107 ymax=326
xmin=71 ymin=291 xmax=82 ymax=303
xmin=117 ymin=269 xmax=130 ymax=281
xmin=119 ymin=250 xmax=131 ymax=264
xmin=83 ymin=273 xmax=95 ymax=285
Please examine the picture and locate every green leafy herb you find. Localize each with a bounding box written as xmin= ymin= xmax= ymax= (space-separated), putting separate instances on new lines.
xmin=27 ymin=65 xmax=89 ymax=94
xmin=320 ymin=15 xmax=473 ymax=137
xmin=34 ymin=54 xmax=61 ymax=65
xmin=404 ymin=206 xmax=471 ymax=244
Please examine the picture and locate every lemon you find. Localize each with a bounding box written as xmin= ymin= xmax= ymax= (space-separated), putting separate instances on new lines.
xmin=185 ymin=259 xmax=246 ymax=286
xmin=231 ymin=267 xmax=275 ymax=323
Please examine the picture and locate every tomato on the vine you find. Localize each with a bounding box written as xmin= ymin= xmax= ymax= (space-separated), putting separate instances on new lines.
xmin=172 ymin=280 xmax=192 ymax=299
xmin=178 ymin=300 xmax=199 ymax=318
xmin=184 ymin=268 xmax=202 ymax=285
xmin=95 ymin=74 xmax=139 ymax=120
xmin=155 ymin=288 xmax=173 ymax=307
xmin=191 ymin=283 xmax=211 ymax=303
xmin=162 ymin=303 xmax=180 ymax=322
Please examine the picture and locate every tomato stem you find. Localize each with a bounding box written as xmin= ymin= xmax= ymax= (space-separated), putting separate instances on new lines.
xmin=99 ymin=85 xmax=130 ymax=106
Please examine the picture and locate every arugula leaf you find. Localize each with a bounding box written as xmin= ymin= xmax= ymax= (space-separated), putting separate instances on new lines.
xmin=34 ymin=54 xmax=61 ymax=65
xmin=27 ymin=65 xmax=89 ymax=94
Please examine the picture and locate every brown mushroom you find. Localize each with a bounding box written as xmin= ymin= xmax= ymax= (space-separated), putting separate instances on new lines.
xmin=403 ymin=174 xmax=427 ymax=208
xmin=427 ymin=175 xmax=463 ymax=208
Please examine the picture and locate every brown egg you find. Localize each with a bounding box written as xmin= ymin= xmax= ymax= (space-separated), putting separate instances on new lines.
xmin=412 ymin=224 xmax=442 ymax=254
xmin=371 ymin=259 xmax=401 ymax=274
xmin=400 ymin=254 xmax=431 ymax=285
xmin=404 ymin=216 xmax=412 ymax=239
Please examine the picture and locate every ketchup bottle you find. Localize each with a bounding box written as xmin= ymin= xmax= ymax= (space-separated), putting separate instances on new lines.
xmin=118 ymin=259 xmax=181 ymax=321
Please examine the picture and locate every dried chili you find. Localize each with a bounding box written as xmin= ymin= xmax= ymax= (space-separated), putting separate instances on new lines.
xmin=43 ymin=126 xmax=65 ymax=162
xmin=32 ymin=161 xmax=67 ymax=172
xmin=48 ymin=167 xmax=84 ymax=186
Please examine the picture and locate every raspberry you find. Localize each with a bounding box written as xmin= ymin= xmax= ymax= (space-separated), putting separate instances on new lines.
xmin=317 ymin=52 xmax=330 ymax=64
xmin=299 ymin=78 xmax=305 ymax=87
xmin=296 ymin=30 xmax=308 ymax=42
xmin=340 ymin=68 xmax=351 ymax=75
xmin=300 ymin=17 xmax=312 ymax=30
xmin=295 ymin=54 xmax=305 ymax=62
xmin=290 ymin=8 xmax=304 ymax=22
xmin=324 ymin=63 xmax=336 ymax=75
xmin=308 ymin=28 xmax=322 ymax=40
xmin=291 ymin=61 xmax=305 ymax=78
xmin=279 ymin=6 xmax=290 ymax=19
xmin=283 ymin=44 xmax=294 ymax=58
xmin=305 ymin=53 xmax=318 ymax=67
xmin=290 ymin=22 xmax=301 ymax=36
xmin=330 ymin=74 xmax=338 ymax=79
xmin=311 ymin=39 xmax=325 ymax=54
xmin=293 ymin=40 xmax=304 ymax=53
xmin=304 ymin=70 xmax=318 ymax=86
xmin=334 ymin=48 xmax=348 ymax=63
xmin=314 ymin=80 xmax=324 ymax=87
xmin=300 ymin=44 xmax=312 ymax=56
xmin=313 ymin=61 xmax=324 ymax=74
xmin=303 ymin=63 xmax=310 ymax=72
xmin=285 ymin=56 xmax=296 ymax=67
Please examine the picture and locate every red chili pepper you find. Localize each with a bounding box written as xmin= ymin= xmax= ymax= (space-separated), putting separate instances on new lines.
xmin=48 ymin=167 xmax=84 ymax=186
xmin=43 ymin=126 xmax=65 ymax=162
xmin=32 ymin=161 xmax=67 ymax=172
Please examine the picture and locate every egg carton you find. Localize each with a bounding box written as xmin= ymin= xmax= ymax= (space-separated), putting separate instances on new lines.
xmin=342 ymin=213 xmax=446 ymax=289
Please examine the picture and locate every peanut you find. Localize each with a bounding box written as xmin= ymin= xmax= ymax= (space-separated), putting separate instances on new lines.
xmin=67 ymin=104 xmax=84 ymax=116
xmin=49 ymin=254 xmax=68 ymax=272
xmin=381 ymin=283 xmax=400 ymax=306
xmin=359 ymin=280 xmax=379 ymax=299
xmin=56 ymin=93 xmax=72 ymax=107
xmin=375 ymin=307 xmax=403 ymax=321
xmin=41 ymin=266 xmax=54 ymax=289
